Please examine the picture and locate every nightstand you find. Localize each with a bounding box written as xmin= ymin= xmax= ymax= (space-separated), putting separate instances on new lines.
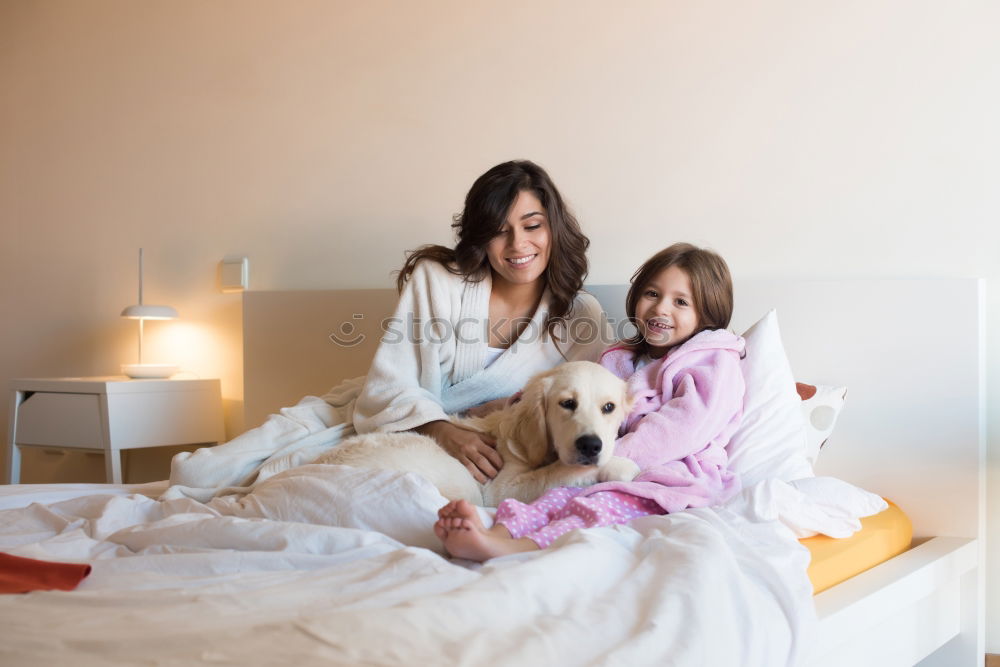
xmin=7 ymin=377 xmax=225 ymax=484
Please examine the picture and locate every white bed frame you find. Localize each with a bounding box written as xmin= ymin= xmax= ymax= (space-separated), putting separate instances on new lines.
xmin=243 ymin=278 xmax=986 ymax=666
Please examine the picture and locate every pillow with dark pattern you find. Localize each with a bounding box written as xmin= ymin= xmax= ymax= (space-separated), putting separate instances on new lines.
xmin=795 ymin=382 xmax=847 ymax=464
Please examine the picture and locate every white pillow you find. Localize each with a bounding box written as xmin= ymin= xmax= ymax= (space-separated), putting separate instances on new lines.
xmin=727 ymin=310 xmax=814 ymax=487
xmin=796 ymin=383 xmax=848 ymax=465
xmin=727 ymin=477 xmax=888 ymax=539
xmin=789 ymin=476 xmax=887 ymax=519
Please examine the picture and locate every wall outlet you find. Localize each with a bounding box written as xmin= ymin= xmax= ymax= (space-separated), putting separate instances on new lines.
xmin=221 ymin=256 xmax=249 ymax=292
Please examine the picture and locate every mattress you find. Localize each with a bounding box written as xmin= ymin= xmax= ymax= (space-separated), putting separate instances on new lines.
xmin=802 ymin=499 xmax=912 ymax=594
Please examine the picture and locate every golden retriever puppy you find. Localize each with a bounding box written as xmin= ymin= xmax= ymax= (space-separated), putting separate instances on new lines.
xmin=315 ymin=361 xmax=640 ymax=507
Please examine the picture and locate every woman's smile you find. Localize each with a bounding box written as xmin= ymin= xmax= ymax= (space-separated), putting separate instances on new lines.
xmin=487 ymin=190 xmax=551 ymax=289
xmin=506 ymin=254 xmax=537 ymax=267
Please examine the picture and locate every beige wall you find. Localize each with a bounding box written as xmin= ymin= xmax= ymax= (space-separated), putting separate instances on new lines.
xmin=2 ymin=0 xmax=998 ymax=648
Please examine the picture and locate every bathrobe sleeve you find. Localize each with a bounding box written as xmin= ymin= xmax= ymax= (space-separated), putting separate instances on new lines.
xmin=613 ymin=348 xmax=744 ymax=471
xmin=352 ymin=261 xmax=457 ymax=434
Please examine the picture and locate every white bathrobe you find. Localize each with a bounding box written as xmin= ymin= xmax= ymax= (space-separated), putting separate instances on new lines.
xmin=353 ymin=259 xmax=609 ymax=434
xmin=164 ymin=260 xmax=609 ymax=501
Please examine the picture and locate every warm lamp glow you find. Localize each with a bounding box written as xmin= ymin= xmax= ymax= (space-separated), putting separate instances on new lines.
xmin=121 ymin=248 xmax=179 ymax=378
xmin=159 ymin=321 xmax=217 ymax=370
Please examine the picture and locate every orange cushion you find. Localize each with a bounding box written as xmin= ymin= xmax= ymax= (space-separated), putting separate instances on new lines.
xmin=800 ymin=499 xmax=912 ymax=594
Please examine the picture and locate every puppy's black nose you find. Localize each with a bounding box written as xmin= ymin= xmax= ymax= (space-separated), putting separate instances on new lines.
xmin=575 ymin=434 xmax=602 ymax=460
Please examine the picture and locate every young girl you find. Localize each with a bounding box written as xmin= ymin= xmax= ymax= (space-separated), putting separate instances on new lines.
xmin=434 ymin=242 xmax=746 ymax=561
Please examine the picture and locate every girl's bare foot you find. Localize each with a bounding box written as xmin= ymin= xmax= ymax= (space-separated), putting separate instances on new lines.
xmin=433 ymin=500 xmax=462 ymax=542
xmin=434 ymin=499 xmax=537 ymax=562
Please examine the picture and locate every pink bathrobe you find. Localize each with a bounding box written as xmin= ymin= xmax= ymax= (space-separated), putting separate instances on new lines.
xmin=579 ymin=328 xmax=746 ymax=512
xmin=494 ymin=329 xmax=746 ymax=548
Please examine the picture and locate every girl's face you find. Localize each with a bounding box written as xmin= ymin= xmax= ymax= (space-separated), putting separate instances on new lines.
xmin=486 ymin=190 xmax=551 ymax=290
xmin=635 ymin=265 xmax=700 ymax=358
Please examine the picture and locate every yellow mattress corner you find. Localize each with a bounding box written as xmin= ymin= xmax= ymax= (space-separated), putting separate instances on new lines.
xmin=801 ymin=499 xmax=913 ymax=594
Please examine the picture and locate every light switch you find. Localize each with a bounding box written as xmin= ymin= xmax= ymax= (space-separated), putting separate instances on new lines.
xmin=221 ymin=256 xmax=249 ymax=293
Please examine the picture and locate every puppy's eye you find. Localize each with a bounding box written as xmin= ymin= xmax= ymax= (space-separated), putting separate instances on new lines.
xmin=559 ymin=398 xmax=578 ymax=411
xmin=601 ymin=402 xmax=616 ymax=414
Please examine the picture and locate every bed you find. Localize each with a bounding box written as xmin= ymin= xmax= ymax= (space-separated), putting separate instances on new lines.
xmin=0 ymin=278 xmax=985 ymax=666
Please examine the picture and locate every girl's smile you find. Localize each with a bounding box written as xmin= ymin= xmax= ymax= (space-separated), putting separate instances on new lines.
xmin=635 ymin=265 xmax=699 ymax=357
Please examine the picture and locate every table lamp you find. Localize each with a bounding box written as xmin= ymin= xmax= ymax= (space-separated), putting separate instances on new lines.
xmin=120 ymin=248 xmax=179 ymax=379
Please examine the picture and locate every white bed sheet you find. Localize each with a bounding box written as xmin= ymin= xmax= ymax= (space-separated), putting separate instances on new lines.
xmin=0 ymin=468 xmax=878 ymax=666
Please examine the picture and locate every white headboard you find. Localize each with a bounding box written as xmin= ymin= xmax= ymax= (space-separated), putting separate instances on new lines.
xmin=244 ymin=278 xmax=985 ymax=542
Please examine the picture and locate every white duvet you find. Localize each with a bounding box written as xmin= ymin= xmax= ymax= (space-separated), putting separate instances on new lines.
xmin=0 ymin=470 xmax=884 ymax=666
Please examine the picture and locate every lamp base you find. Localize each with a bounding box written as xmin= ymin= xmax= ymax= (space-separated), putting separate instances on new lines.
xmin=121 ymin=363 xmax=179 ymax=379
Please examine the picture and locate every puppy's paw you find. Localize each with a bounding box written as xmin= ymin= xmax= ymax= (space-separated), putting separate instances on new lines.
xmin=598 ymin=456 xmax=640 ymax=483
xmin=550 ymin=464 xmax=601 ymax=489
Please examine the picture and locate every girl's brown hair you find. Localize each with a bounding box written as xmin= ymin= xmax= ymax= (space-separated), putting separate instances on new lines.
xmin=397 ymin=160 xmax=590 ymax=334
xmin=624 ymin=243 xmax=734 ymax=354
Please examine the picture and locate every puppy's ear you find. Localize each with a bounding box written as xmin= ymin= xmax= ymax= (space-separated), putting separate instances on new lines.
xmin=614 ymin=386 xmax=636 ymax=433
xmin=502 ymin=375 xmax=553 ymax=468
xmin=621 ymin=386 xmax=636 ymax=418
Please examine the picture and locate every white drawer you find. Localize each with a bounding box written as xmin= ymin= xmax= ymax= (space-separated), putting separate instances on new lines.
xmin=15 ymin=392 xmax=104 ymax=449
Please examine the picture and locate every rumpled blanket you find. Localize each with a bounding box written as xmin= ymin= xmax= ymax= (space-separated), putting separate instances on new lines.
xmin=162 ymin=377 xmax=366 ymax=502
xmin=0 ymin=473 xmax=886 ymax=666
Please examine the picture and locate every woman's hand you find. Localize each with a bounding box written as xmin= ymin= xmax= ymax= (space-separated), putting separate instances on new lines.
xmin=416 ymin=420 xmax=503 ymax=483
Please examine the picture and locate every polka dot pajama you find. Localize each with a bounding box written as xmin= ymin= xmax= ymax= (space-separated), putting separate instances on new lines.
xmin=495 ymin=487 xmax=664 ymax=549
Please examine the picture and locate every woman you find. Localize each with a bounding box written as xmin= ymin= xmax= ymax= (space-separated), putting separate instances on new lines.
xmin=353 ymin=160 xmax=609 ymax=482
xmin=165 ymin=160 xmax=607 ymax=499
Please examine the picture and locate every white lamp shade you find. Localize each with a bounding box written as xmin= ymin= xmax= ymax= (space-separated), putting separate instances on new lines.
xmin=120 ymin=304 xmax=179 ymax=320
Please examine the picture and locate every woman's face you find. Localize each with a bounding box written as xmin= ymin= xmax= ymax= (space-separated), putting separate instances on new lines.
xmin=486 ymin=190 xmax=551 ymax=290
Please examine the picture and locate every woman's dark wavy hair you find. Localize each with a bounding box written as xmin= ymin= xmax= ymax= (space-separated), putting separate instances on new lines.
xmin=397 ymin=160 xmax=590 ymax=335
xmin=624 ymin=243 xmax=734 ymax=356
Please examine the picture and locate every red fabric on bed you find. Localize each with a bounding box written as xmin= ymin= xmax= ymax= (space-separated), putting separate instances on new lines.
xmin=0 ymin=552 xmax=92 ymax=593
